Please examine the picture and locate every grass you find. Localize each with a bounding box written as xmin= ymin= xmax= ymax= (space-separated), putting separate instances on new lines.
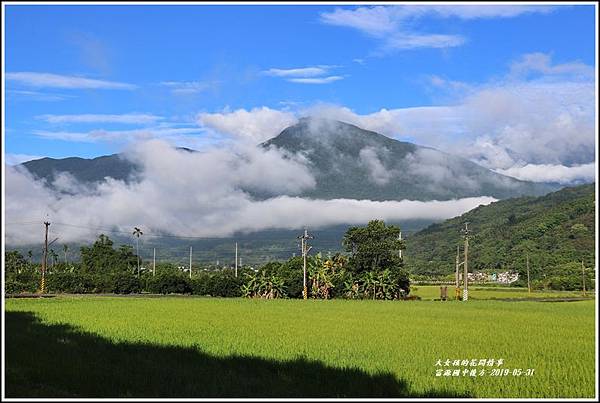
xmin=5 ymin=296 xmax=596 ymax=398
xmin=411 ymin=285 xmax=591 ymax=300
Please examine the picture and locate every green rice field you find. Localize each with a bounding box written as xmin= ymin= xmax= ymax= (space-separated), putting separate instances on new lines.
xmin=5 ymin=296 xmax=596 ymax=398
xmin=411 ymin=285 xmax=589 ymax=300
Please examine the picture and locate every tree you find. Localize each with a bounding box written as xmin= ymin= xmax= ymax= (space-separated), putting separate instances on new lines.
xmin=342 ymin=220 xmax=410 ymax=299
xmin=342 ymin=220 xmax=405 ymax=273
xmin=80 ymin=234 xmax=139 ymax=274
xmin=132 ymin=227 xmax=143 ymax=277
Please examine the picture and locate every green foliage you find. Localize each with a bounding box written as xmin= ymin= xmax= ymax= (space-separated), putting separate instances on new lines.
xmin=111 ymin=274 xmax=142 ymax=294
xmin=405 ymin=184 xmax=596 ymax=288
xmin=343 ymin=220 xmax=404 ymax=273
xmin=242 ymin=270 xmax=286 ymax=299
xmin=46 ymin=273 xmax=97 ymax=294
xmin=205 ymin=270 xmax=243 ymax=297
xmin=80 ymin=235 xmax=139 ymax=275
xmin=146 ymin=272 xmax=191 ymax=295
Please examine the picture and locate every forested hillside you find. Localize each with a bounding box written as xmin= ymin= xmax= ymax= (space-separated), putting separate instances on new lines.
xmin=404 ymin=184 xmax=595 ymax=281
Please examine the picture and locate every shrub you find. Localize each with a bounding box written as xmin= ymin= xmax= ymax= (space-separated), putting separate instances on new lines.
xmin=147 ymin=273 xmax=191 ymax=295
xmin=46 ymin=272 xmax=96 ymax=293
xmin=206 ymin=271 xmax=243 ymax=297
xmin=112 ymin=274 xmax=142 ymax=294
xmin=190 ymin=272 xmax=212 ymax=295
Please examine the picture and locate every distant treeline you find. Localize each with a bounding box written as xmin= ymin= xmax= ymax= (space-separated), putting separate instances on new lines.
xmin=5 ymin=221 xmax=415 ymax=299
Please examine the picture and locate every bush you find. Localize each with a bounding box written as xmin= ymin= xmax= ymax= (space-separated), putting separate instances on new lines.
xmin=5 ymin=279 xmax=30 ymax=294
xmin=112 ymin=274 xmax=141 ymax=294
xmin=147 ymin=273 xmax=191 ymax=295
xmin=5 ymin=272 xmax=39 ymax=293
xmin=206 ymin=271 xmax=243 ymax=297
xmin=190 ymin=272 xmax=211 ymax=295
xmin=46 ymin=272 xmax=96 ymax=293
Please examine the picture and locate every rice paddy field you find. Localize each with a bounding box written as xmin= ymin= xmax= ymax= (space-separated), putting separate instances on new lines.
xmin=411 ymin=285 xmax=588 ymax=300
xmin=4 ymin=295 xmax=596 ymax=398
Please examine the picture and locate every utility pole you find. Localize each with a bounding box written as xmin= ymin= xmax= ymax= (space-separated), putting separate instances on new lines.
xmin=526 ymin=254 xmax=531 ymax=294
xmin=398 ymin=231 xmax=402 ymax=260
xmin=462 ymin=222 xmax=470 ymax=301
xmin=40 ymin=221 xmax=50 ymax=293
xmin=189 ymin=246 xmax=193 ymax=279
xmin=297 ymin=228 xmax=314 ymax=300
xmin=153 ymin=247 xmax=156 ymax=276
xmin=455 ymin=245 xmax=461 ymax=300
xmin=582 ymin=260 xmax=586 ymax=296
xmin=235 ymin=242 xmax=238 ymax=278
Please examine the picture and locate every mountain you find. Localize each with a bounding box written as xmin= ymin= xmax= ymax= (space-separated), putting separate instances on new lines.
xmin=403 ymin=183 xmax=595 ymax=276
xmin=21 ymin=118 xmax=555 ymax=201
xmin=22 ymin=154 xmax=139 ymax=185
xmin=263 ymin=118 xmax=555 ymax=200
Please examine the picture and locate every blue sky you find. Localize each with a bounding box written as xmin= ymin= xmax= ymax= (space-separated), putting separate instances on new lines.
xmin=3 ymin=3 xmax=597 ymax=174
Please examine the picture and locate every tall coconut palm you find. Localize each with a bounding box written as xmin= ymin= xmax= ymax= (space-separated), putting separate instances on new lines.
xmin=132 ymin=227 xmax=143 ymax=277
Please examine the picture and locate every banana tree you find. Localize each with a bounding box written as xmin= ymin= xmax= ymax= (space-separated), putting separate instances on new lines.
xmin=362 ymin=271 xmax=377 ymax=300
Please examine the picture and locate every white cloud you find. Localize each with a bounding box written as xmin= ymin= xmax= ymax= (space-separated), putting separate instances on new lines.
xmin=37 ymin=113 xmax=164 ymax=125
xmin=197 ymin=107 xmax=298 ymax=144
xmin=5 ymin=141 xmax=496 ymax=245
xmin=6 ymin=72 xmax=136 ymax=90
xmin=384 ymin=33 xmax=465 ymax=50
xmin=263 ymin=65 xmax=344 ymax=84
xmin=5 ymin=154 xmax=44 ymax=165
xmin=262 ymin=66 xmax=331 ymax=77
xmin=320 ymin=5 xmax=556 ymax=51
xmin=287 ymin=76 xmax=344 ymax=84
xmin=495 ymin=163 xmax=596 ymax=184
xmin=509 ymin=52 xmax=594 ymax=80
xmin=6 ymin=89 xmax=76 ymax=102
xmin=160 ymin=80 xmax=218 ymax=95
xmin=32 ymin=126 xmax=209 ymax=146
xmin=359 ymin=147 xmax=392 ymax=185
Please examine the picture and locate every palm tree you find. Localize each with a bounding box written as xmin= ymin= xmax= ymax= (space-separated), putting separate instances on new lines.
xmin=132 ymin=227 xmax=143 ymax=277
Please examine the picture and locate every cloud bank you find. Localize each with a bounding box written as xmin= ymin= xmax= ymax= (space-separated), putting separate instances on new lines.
xmin=5 ymin=140 xmax=495 ymax=245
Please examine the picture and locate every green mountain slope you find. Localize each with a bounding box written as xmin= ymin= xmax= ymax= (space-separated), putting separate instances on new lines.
xmin=404 ymin=183 xmax=596 ymax=276
xmin=22 ymin=118 xmax=556 ymax=201
xmin=263 ymin=118 xmax=556 ymax=200
xmin=22 ymin=154 xmax=140 ymax=184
